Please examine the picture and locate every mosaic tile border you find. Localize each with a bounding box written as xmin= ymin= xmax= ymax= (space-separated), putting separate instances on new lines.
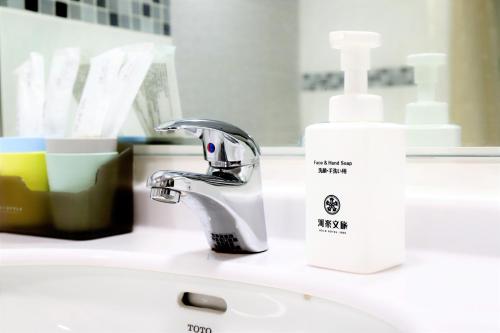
xmin=0 ymin=0 xmax=170 ymax=35
xmin=302 ymin=66 xmax=414 ymax=91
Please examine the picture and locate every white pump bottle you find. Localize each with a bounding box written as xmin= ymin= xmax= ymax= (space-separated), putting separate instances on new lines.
xmin=305 ymin=31 xmax=405 ymax=274
xmin=405 ymin=53 xmax=461 ymax=147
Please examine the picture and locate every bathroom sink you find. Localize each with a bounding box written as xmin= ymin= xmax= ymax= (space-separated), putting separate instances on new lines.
xmin=0 ymin=265 xmax=398 ymax=333
xmin=1 ymin=226 xmax=499 ymax=333
xmin=1 ymin=151 xmax=498 ymax=332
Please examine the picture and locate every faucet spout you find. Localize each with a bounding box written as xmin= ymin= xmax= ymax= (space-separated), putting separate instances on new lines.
xmin=147 ymin=119 xmax=268 ymax=254
xmin=147 ymin=166 xmax=267 ymax=253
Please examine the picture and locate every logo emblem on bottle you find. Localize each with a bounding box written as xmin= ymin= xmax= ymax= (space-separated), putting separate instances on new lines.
xmin=324 ymin=195 xmax=340 ymax=215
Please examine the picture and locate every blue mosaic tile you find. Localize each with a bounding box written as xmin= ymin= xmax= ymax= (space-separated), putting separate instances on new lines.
xmin=302 ymin=67 xmax=415 ymax=91
xmin=108 ymin=0 xmax=118 ymax=12
xmin=80 ymin=4 xmax=96 ymax=23
xmin=151 ymin=4 xmax=160 ymax=19
xmin=97 ymin=8 xmax=108 ymax=24
xmin=55 ymin=1 xmax=68 ymax=17
xmin=39 ymin=0 xmax=54 ymax=15
xmin=131 ymin=16 xmax=140 ymax=30
xmin=109 ymin=12 xmax=118 ymax=26
xmin=131 ymin=1 xmax=139 ymax=15
xmin=7 ymin=0 xmax=23 ymax=9
xmin=142 ymin=3 xmax=150 ymax=17
xmin=119 ymin=14 xmax=130 ymax=28
xmin=0 ymin=0 xmax=170 ymax=35
xmin=69 ymin=3 xmax=81 ymax=19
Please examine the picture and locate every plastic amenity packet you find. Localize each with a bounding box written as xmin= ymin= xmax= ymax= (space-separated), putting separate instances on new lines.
xmin=133 ymin=45 xmax=182 ymax=136
xmin=43 ymin=48 xmax=81 ymax=138
xmin=101 ymin=43 xmax=155 ymax=137
xmin=71 ymin=48 xmax=125 ymax=138
xmin=14 ymin=52 xmax=45 ymax=137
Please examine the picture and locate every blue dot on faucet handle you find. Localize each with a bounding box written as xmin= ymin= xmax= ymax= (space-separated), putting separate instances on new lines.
xmin=207 ymin=143 xmax=216 ymax=153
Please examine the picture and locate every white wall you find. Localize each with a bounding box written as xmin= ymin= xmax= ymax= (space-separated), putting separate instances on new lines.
xmin=299 ymin=0 xmax=450 ymax=132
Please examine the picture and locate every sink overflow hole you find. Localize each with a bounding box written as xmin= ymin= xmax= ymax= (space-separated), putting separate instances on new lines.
xmin=180 ymin=292 xmax=227 ymax=313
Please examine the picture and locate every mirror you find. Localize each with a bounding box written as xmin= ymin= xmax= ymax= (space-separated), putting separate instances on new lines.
xmin=0 ymin=0 xmax=499 ymax=153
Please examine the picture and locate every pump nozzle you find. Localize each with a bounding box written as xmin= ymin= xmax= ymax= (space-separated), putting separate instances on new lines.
xmin=406 ymin=53 xmax=448 ymax=124
xmin=407 ymin=53 xmax=446 ymax=101
xmin=330 ymin=31 xmax=380 ymax=95
xmin=329 ymin=31 xmax=383 ymax=122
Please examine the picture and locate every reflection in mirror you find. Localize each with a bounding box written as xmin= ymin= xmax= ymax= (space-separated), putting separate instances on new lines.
xmin=0 ymin=0 xmax=498 ymax=151
xmin=0 ymin=6 xmax=180 ymax=141
xmin=299 ymin=0 xmax=499 ymax=148
xmin=404 ymin=53 xmax=461 ymax=147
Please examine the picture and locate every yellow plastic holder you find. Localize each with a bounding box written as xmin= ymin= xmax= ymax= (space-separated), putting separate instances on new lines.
xmin=0 ymin=151 xmax=49 ymax=191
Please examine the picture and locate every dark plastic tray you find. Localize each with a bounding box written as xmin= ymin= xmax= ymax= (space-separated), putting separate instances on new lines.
xmin=0 ymin=146 xmax=134 ymax=240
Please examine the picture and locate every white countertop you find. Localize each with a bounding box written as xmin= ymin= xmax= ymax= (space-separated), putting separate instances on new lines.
xmin=1 ymin=226 xmax=499 ymax=333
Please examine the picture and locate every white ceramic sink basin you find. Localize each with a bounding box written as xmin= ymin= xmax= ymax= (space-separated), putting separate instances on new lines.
xmin=0 ymin=265 xmax=398 ymax=333
xmin=2 ymin=227 xmax=499 ymax=333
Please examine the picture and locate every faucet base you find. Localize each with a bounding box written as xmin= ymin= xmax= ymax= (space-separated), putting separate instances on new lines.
xmin=209 ymin=232 xmax=268 ymax=254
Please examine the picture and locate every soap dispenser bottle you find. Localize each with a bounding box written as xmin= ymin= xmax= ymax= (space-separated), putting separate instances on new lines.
xmin=305 ymin=31 xmax=405 ymax=274
xmin=405 ymin=53 xmax=461 ymax=147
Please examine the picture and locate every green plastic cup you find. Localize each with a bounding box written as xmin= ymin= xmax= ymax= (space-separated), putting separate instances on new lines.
xmin=45 ymin=138 xmax=119 ymax=232
xmin=45 ymin=152 xmax=118 ymax=193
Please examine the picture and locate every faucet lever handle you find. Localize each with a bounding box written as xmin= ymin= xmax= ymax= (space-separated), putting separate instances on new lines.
xmin=156 ymin=119 xmax=261 ymax=168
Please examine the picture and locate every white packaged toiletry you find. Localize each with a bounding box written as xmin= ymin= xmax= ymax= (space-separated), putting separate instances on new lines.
xmin=44 ymin=48 xmax=81 ymax=138
xmin=305 ymin=31 xmax=405 ymax=274
xmin=72 ymin=48 xmax=125 ymax=138
xmin=133 ymin=45 xmax=182 ymax=136
xmin=101 ymin=43 xmax=155 ymax=137
xmin=405 ymin=53 xmax=461 ymax=147
xmin=15 ymin=52 xmax=45 ymax=136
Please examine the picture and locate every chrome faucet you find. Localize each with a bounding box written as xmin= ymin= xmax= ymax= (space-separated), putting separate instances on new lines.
xmin=147 ymin=119 xmax=268 ymax=254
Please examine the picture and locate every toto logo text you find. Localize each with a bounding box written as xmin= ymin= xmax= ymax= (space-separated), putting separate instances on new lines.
xmin=187 ymin=324 xmax=212 ymax=333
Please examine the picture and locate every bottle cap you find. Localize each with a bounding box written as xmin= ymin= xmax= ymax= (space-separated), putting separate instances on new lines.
xmin=328 ymin=31 xmax=383 ymax=122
